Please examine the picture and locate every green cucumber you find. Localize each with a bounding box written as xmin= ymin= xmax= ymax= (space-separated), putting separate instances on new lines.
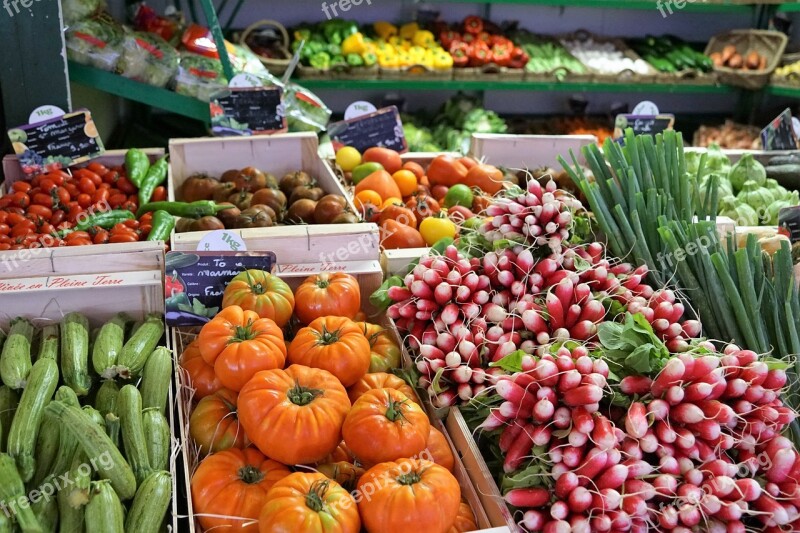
xmin=0 ymin=453 xmax=42 ymax=532
xmin=140 ymin=347 xmax=171 ymax=415
xmin=36 ymin=325 xmax=58 ymax=362
xmin=142 ymin=408 xmax=170 ymax=472
xmin=94 ymin=380 xmax=119 ymax=419
xmin=85 ymin=480 xmax=124 ymax=533
xmin=61 ymin=313 xmax=91 ymax=396
xmin=1 ymin=317 xmax=34 ymax=389
xmin=92 ymin=314 xmax=130 ymax=379
xmin=118 ymin=385 xmax=152 ymax=486
xmin=0 ymin=386 xmax=19 ymax=452
xmin=124 ymin=471 xmax=171 ymax=533
xmin=116 ymin=315 xmax=164 ymax=379
xmin=7 ymin=358 xmax=58 ymax=482
xmin=43 ymin=401 xmax=136 ymax=501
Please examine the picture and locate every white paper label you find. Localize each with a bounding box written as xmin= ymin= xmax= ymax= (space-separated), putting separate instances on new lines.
xmin=28 ymin=105 xmax=65 ymax=125
xmin=632 ymin=100 xmax=659 ymax=115
xmin=229 ymin=73 xmax=263 ymax=88
xmin=196 ymin=230 xmax=248 ymax=252
xmin=344 ymin=101 xmax=377 ymax=120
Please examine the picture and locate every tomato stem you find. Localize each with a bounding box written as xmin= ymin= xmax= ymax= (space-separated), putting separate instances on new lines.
xmin=287 ymin=380 xmax=323 ymax=406
xmin=305 ymin=480 xmax=330 ymax=512
xmin=238 ymin=465 xmax=265 ymax=484
xmin=316 ymin=324 xmax=341 ymax=345
xmin=244 ymin=269 xmax=266 ymax=295
xmin=230 ymin=319 xmax=257 ymax=343
xmin=315 ymin=279 xmax=330 ymax=289
xmin=396 ymin=471 xmax=421 ymax=485
xmin=384 ymin=395 xmax=409 ymax=423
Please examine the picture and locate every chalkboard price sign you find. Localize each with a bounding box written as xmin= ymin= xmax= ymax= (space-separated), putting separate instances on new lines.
xmin=8 ymin=109 xmax=105 ymax=175
xmin=210 ymin=87 xmax=286 ymax=136
xmin=779 ymin=206 xmax=800 ymax=243
xmin=761 ymin=108 xmax=798 ymax=151
xmin=328 ymin=106 xmax=407 ymax=153
xmin=614 ymin=114 xmax=675 ymax=139
xmin=164 ymin=251 xmax=276 ymax=326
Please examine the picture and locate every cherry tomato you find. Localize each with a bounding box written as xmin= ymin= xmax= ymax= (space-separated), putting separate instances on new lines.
xmin=66 ymin=238 xmax=92 ymax=246
xmin=102 ymin=170 xmax=120 ymax=185
xmin=0 ymin=198 xmax=10 ymax=209
xmin=64 ymin=183 xmax=80 ymax=198
xmin=9 ymin=192 xmax=30 ymax=209
xmin=139 ymin=224 xmax=152 ymax=237
xmin=0 ymin=224 xmax=9 ymax=235
xmin=92 ymin=229 xmax=110 ymax=244
xmin=38 ymin=223 xmax=54 ymax=236
xmin=98 ymin=182 xmax=111 ymax=190
xmin=11 ymin=181 xmax=31 ymax=193
xmin=121 ymin=201 xmax=137 ymax=212
xmin=0 ymin=244 xmax=10 ymax=251
xmin=109 ymin=233 xmax=139 ymax=243
xmin=28 ymin=205 xmax=53 ymax=220
xmin=123 ymin=219 xmax=139 ymax=229
xmin=56 ymin=187 xmax=71 ymax=206
xmin=64 ymin=230 xmax=90 ymax=241
xmin=11 ymin=224 xmax=34 ymax=238
xmin=0 ymin=212 xmax=8 ymax=225
xmin=38 ymin=178 xmax=56 ymax=192
xmin=67 ymin=205 xmax=83 ymax=223
xmin=87 ymin=162 xmax=107 ymax=175
xmin=117 ymin=177 xmax=136 ymax=195
xmin=78 ymin=177 xmax=96 ymax=195
xmin=93 ymin=189 xmax=110 ymax=205
xmin=6 ymin=213 xmax=25 ymax=226
xmin=50 ymin=210 xmax=65 ymax=226
xmin=108 ymin=193 xmax=127 ymax=208
xmin=31 ymin=193 xmax=53 ymax=208
xmin=80 ymin=169 xmax=102 ymax=186
xmin=77 ymin=194 xmax=92 ymax=209
xmin=44 ymin=172 xmax=66 ymax=186
xmin=151 ymin=186 xmax=167 ymax=202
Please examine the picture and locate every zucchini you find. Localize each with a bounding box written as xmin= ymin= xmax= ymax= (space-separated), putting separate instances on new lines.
xmin=0 ymin=453 xmax=42 ymax=532
xmin=64 ymin=447 xmax=90 ymax=508
xmin=118 ymin=385 xmax=152 ymax=486
xmin=142 ymin=408 xmax=170 ymax=472
xmin=60 ymin=313 xmax=91 ymax=396
xmin=768 ymin=154 xmax=800 ymax=167
xmin=140 ymin=347 xmax=171 ymax=415
xmin=766 ymin=164 xmax=800 ymax=182
xmin=0 ymin=317 xmax=34 ymax=389
xmin=116 ymin=315 xmax=164 ymax=379
xmin=0 ymin=386 xmax=19 ymax=452
xmin=82 ymin=405 xmax=105 ymax=428
xmin=46 ymin=388 xmax=81 ymax=483
xmin=85 ymin=480 xmax=124 ymax=533
xmin=56 ymin=452 xmax=85 ymax=533
xmin=94 ymin=380 xmax=119 ymax=419
xmin=0 ymin=509 xmax=12 ymax=533
xmin=43 ymin=401 xmax=136 ymax=501
xmin=30 ymin=494 xmax=57 ymax=533
xmin=124 ymin=471 xmax=171 ymax=533
xmin=105 ymin=412 xmax=121 ymax=449
xmin=7 ymin=358 xmax=58 ymax=482
xmin=36 ymin=325 xmax=59 ymax=362
xmin=92 ymin=314 xmax=129 ymax=379
xmin=31 ymin=409 xmax=60 ymax=489
xmin=127 ymin=321 xmax=143 ymax=340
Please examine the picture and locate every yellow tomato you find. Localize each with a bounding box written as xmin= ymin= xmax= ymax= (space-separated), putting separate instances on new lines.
xmin=381 ymin=197 xmax=403 ymax=209
xmin=392 ymin=169 xmax=418 ymax=197
xmin=336 ymin=147 xmax=362 ymax=172
xmin=419 ymin=217 xmax=457 ymax=246
xmin=355 ymin=189 xmax=382 ymax=210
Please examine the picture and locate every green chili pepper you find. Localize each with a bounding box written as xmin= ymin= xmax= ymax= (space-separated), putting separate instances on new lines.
xmin=146 ymin=210 xmax=175 ymax=242
xmin=138 ymin=155 xmax=168 ymax=207
xmin=137 ymin=201 xmax=234 ymax=219
xmin=125 ymin=149 xmax=150 ymax=188
xmin=58 ymin=209 xmax=135 ymax=237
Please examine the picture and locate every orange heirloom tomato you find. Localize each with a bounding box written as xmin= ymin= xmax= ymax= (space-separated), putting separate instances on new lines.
xmin=319 ymin=441 xmax=355 ymax=464
xmin=357 ymin=459 xmax=460 ymax=533
xmin=197 ymin=305 xmax=286 ymax=392
xmin=348 ymin=372 xmax=417 ymax=405
xmin=191 ymin=447 xmax=291 ymax=533
xmin=464 ymin=163 xmax=505 ymax=195
xmin=189 ymin=388 xmax=250 ymax=454
xmin=449 ymin=502 xmax=478 ymax=533
xmin=259 ymin=473 xmax=360 ymax=533
xmin=378 ymin=203 xmax=417 ymax=229
xmin=238 ymin=365 xmax=351 ymax=465
xmin=380 ymin=220 xmax=426 ymax=250
xmin=427 ymin=425 xmax=455 ymax=472
xmin=222 ymin=269 xmax=295 ymax=327
xmin=342 ymin=388 xmax=430 ymax=465
xmin=316 ymin=461 xmax=365 ymax=492
xmin=294 ymin=273 xmax=361 ymax=325
xmin=288 ymin=316 xmax=371 ymax=388
xmin=427 ymin=155 xmax=468 ymax=188
xmin=356 ymin=322 xmax=402 ymax=373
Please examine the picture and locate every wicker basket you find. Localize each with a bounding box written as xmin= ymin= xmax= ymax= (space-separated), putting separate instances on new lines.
xmin=772 ymin=51 xmax=800 ymax=87
xmin=380 ymin=64 xmax=452 ymax=80
xmin=654 ymin=68 xmax=718 ymax=86
xmin=704 ymin=30 xmax=788 ymax=90
xmin=239 ymin=19 xmax=292 ymax=76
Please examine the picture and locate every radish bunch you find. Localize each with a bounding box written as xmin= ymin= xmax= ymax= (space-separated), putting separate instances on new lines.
xmin=479 ymin=179 xmax=580 ymax=252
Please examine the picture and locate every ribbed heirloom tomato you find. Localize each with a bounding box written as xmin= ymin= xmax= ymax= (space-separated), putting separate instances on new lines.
xmin=197 ymin=305 xmax=286 ymax=392
xmin=316 ymin=461 xmax=365 ymax=492
xmin=189 ymin=388 xmax=250 ymax=454
xmin=347 ymin=372 xmax=418 ymax=405
xmin=357 ymin=459 xmax=460 ymax=533
xmin=259 ymin=473 xmax=360 ymax=533
xmin=294 ymin=273 xmax=361 ymax=324
xmin=179 ymin=340 xmax=223 ymax=400
xmin=427 ymin=425 xmax=455 ymax=472
xmin=238 ymin=365 xmax=351 ymax=465
xmin=342 ymin=388 xmax=430 ymax=465
xmin=356 ymin=322 xmax=402 ymax=373
xmin=221 ymin=269 xmax=295 ymax=327
xmin=450 ymin=502 xmax=478 ymax=532
xmin=191 ymin=447 xmax=290 ymax=533
xmin=288 ymin=317 xmax=371 ymax=388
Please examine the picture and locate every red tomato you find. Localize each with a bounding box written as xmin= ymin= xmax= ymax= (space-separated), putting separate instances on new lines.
xmin=11 ymin=181 xmax=31 ymax=193
xmin=0 ymin=224 xmax=9 ymax=235
xmin=77 ymin=194 xmax=92 ymax=209
xmin=8 ymin=192 xmax=30 ymax=209
xmin=109 ymin=233 xmax=139 ymax=243
xmin=108 ymin=193 xmax=127 ymax=208
xmin=151 ymin=186 xmax=167 ymax=202
xmin=78 ymin=177 xmax=96 ymax=195
xmin=93 ymin=189 xmax=110 ymax=205
xmin=66 ymin=238 xmax=92 ymax=246
xmin=64 ymin=183 xmax=80 ymax=198
xmin=92 ymin=229 xmax=110 ymax=244
xmin=50 ymin=210 xmax=65 ymax=226
xmin=87 ymin=162 xmax=107 ymax=175
xmin=117 ymin=177 xmax=136 ymax=195
xmin=32 ymin=193 xmax=53 ymax=207
xmin=362 ymin=147 xmax=403 ymax=174
xmin=56 ymin=187 xmax=71 ymax=206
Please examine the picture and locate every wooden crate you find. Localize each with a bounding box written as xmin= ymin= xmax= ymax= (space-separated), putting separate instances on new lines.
xmin=0 ymin=245 xmax=180 ymax=531
xmin=171 ymin=261 xmax=494 ymax=532
xmin=469 ymin=134 xmax=597 ymax=170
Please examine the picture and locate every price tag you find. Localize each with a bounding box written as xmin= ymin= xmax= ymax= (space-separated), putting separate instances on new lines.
xmin=8 ymin=109 xmax=105 ymax=175
xmin=761 ymin=108 xmax=798 ymax=151
xmin=164 ymin=251 xmax=275 ymax=326
xmin=344 ymin=101 xmax=377 ymax=120
xmin=631 ymin=100 xmax=660 ymax=115
xmin=778 ymin=206 xmax=800 ymax=243
xmin=28 ymin=105 xmax=65 ymax=125
xmin=328 ymin=106 xmax=407 ymax=154
xmin=196 ymin=230 xmax=248 ymax=252
xmin=210 ymin=87 xmax=286 ymax=136
xmin=228 ymin=73 xmax=263 ymax=88
xmin=614 ymin=114 xmax=675 ymax=139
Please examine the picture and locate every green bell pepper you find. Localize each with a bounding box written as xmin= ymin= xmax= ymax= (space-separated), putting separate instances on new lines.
xmin=309 ymin=52 xmax=331 ymax=70
xmin=346 ymin=53 xmax=364 ymax=67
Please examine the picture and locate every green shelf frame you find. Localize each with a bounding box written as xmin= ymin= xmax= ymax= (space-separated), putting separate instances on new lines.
xmin=293 ymin=78 xmax=736 ymax=94
xmin=427 ymin=0 xmax=757 ymax=11
xmin=777 ymin=1 xmax=800 ymax=11
xmin=68 ymin=62 xmax=210 ymax=123
xmin=768 ymin=85 xmax=800 ymax=98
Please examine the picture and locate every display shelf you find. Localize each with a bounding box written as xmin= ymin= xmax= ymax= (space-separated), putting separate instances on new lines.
xmin=294 ymin=78 xmax=735 ymax=94
xmin=776 ymin=1 xmax=800 ymax=12
xmin=68 ymin=62 xmax=211 ymax=123
xmin=427 ymin=0 xmax=757 ymax=11
xmin=767 ymin=84 xmax=800 ymax=97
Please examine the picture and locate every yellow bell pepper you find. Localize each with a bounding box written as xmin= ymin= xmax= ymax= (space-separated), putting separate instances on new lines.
xmin=399 ymin=22 xmax=419 ymax=41
xmin=373 ymin=21 xmax=397 ymax=40
xmin=379 ymin=53 xmax=399 ymax=68
xmin=342 ymin=32 xmax=367 ymax=55
xmin=409 ymin=46 xmax=426 ymax=60
xmin=412 ymin=30 xmax=435 ymax=49
xmin=433 ymin=51 xmax=453 ymax=70
xmin=388 ymin=36 xmax=404 ymax=48
xmin=397 ymin=52 xmax=412 ymax=67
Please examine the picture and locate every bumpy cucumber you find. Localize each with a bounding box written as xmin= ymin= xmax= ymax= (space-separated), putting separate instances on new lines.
xmin=139 ymin=347 xmax=171 ymax=415
xmin=0 ymin=317 xmax=34 ymax=390
xmin=116 ymin=315 xmax=164 ymax=379
xmin=124 ymin=471 xmax=171 ymax=533
xmin=92 ymin=314 xmax=129 ymax=379
xmin=61 ymin=313 xmax=91 ymax=396
xmin=118 ymin=385 xmax=152 ymax=486
xmin=36 ymin=324 xmax=59 ymax=362
xmin=142 ymin=408 xmax=170 ymax=472
xmin=85 ymin=480 xmax=124 ymax=533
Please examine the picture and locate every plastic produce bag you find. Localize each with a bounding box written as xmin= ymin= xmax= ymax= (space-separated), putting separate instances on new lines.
xmin=62 ymin=0 xmax=107 ymax=24
xmin=65 ymin=17 xmax=124 ymax=71
xmin=118 ymin=31 xmax=179 ymax=88
xmin=283 ymin=82 xmax=331 ymax=133
xmin=173 ymin=52 xmax=227 ymax=102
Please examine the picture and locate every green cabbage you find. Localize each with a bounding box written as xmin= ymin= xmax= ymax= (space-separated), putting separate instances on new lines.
xmin=728 ymin=153 xmax=766 ymax=192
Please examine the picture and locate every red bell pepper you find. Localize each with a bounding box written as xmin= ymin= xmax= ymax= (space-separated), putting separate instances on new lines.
xmin=507 ymin=47 xmax=530 ymax=69
xmin=477 ymin=31 xmax=491 ymax=43
xmin=439 ymin=30 xmax=461 ymax=50
xmin=463 ymin=15 xmax=484 ymax=35
xmin=450 ymin=42 xmax=471 ymax=68
xmin=491 ymin=43 xmax=512 ymax=66
xmin=460 ymin=32 xmax=475 ymax=44
xmin=489 ymin=35 xmax=513 ymax=48
xmin=470 ymin=40 xmax=492 ymax=67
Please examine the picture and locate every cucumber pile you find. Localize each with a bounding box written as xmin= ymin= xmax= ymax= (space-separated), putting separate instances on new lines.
xmin=0 ymin=312 xmax=171 ymax=533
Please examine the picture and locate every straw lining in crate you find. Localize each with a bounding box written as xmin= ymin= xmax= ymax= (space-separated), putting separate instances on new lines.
xmin=171 ymin=263 xmax=491 ymax=531
xmin=704 ymin=30 xmax=788 ymax=90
